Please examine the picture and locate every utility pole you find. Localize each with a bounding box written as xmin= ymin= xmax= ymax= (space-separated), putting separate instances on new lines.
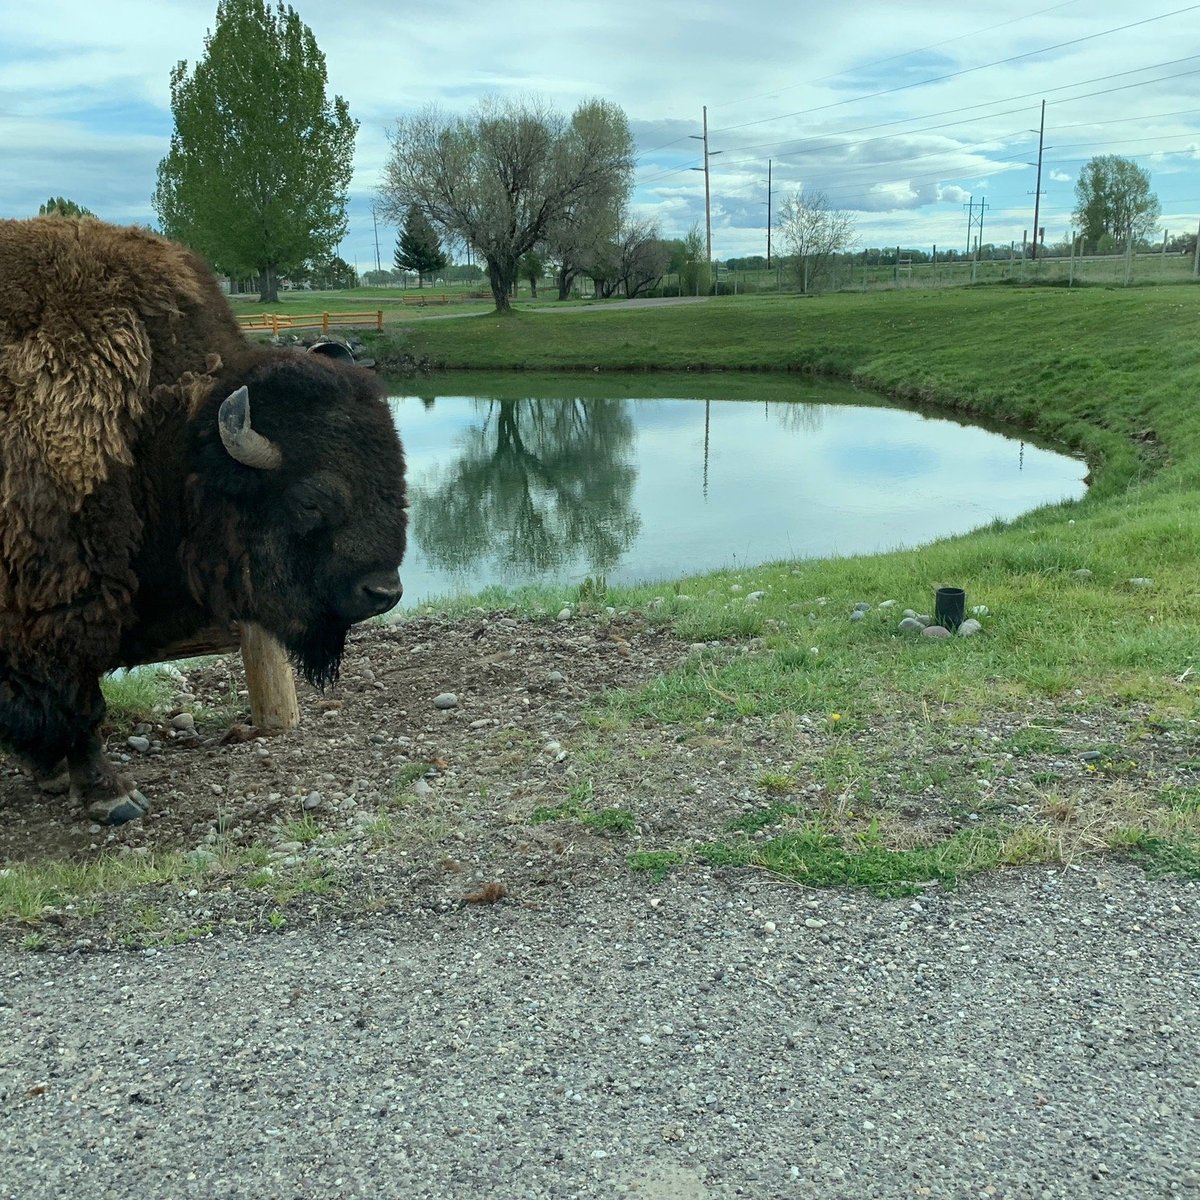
xmin=690 ymin=106 xmax=722 ymax=267
xmin=766 ymin=159 xmax=772 ymax=268
xmin=964 ymin=196 xmax=974 ymax=255
xmin=1030 ymin=99 xmax=1046 ymax=260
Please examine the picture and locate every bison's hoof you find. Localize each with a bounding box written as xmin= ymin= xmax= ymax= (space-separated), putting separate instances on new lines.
xmin=88 ymin=791 xmax=151 ymax=826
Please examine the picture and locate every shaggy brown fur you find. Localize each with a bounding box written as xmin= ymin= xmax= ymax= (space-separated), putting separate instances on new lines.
xmin=0 ymin=219 xmax=243 ymax=634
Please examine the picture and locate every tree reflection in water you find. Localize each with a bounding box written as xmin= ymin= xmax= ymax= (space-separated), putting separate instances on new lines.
xmin=411 ymin=397 xmax=641 ymax=576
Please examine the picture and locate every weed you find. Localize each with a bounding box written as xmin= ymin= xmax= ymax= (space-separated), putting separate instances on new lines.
xmin=626 ymin=850 xmax=684 ymax=881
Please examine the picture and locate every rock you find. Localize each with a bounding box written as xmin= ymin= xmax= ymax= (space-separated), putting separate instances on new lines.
xmin=468 ymin=718 xmax=492 ymax=730
xmin=898 ymin=618 xmax=924 ymax=633
xmin=957 ymin=619 xmax=983 ymax=637
xmin=1072 ymin=569 xmax=1093 ymax=580
xmin=853 ymin=602 xmax=871 ymax=612
xmin=433 ymin=692 xmax=459 ymax=710
xmin=547 ymin=670 xmax=566 ymax=685
xmin=411 ymin=778 xmax=433 ymax=797
xmin=557 ymin=608 xmax=572 ymax=621
xmin=915 ymin=614 xmax=932 ymax=625
xmin=1128 ymin=577 xmax=1153 ymax=587
xmin=729 ymin=584 xmax=743 ymax=593
xmin=746 ymin=591 xmax=766 ymax=604
xmin=849 ymin=610 xmax=865 ymax=622
xmin=302 ymin=791 xmax=322 ymax=811
xmin=922 ymin=625 xmax=951 ymax=639
xmin=878 ymin=600 xmax=897 ymax=609
xmin=1081 ymin=750 xmax=1104 ymax=763
xmin=170 ymin=712 xmax=196 ymax=732
xmin=127 ymin=735 xmax=151 ymax=754
xmin=902 ymin=609 xmax=917 ymax=619
xmin=970 ymin=605 xmax=989 ymax=616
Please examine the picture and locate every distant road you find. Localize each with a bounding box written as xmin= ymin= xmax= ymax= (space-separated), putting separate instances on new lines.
xmin=410 ymin=295 xmax=712 ymax=321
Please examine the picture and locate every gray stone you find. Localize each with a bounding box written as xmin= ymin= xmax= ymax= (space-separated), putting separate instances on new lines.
xmin=127 ymin=735 xmax=151 ymax=754
xmin=850 ymin=610 xmax=865 ymax=622
xmin=170 ymin=712 xmax=196 ymax=732
xmin=957 ymin=619 xmax=983 ymax=637
xmin=302 ymin=791 xmax=322 ymax=811
xmin=1081 ymin=750 xmax=1104 ymax=763
xmin=746 ymin=590 xmax=766 ymax=604
xmin=915 ymin=614 xmax=932 ymax=625
xmin=1072 ymin=569 xmax=1093 ymax=579
xmin=878 ymin=600 xmax=897 ymax=609
xmin=853 ymin=602 xmax=871 ymax=612
xmin=898 ymin=618 xmax=924 ymax=633
xmin=970 ymin=605 xmax=989 ymax=616
xmin=557 ymin=608 xmax=572 ymax=621
xmin=1127 ymin=577 xmax=1153 ymax=587
xmin=922 ymin=625 xmax=951 ymax=639
xmin=547 ymin=670 xmax=566 ymax=685
xmin=410 ymin=778 xmax=433 ymax=798
xmin=902 ymin=609 xmax=917 ymax=619
xmin=433 ymin=692 xmax=459 ymax=710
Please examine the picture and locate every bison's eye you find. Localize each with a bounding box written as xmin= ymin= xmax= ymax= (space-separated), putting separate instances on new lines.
xmin=293 ymin=497 xmax=326 ymax=533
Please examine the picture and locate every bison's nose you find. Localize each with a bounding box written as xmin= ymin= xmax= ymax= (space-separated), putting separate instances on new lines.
xmin=343 ymin=570 xmax=403 ymax=621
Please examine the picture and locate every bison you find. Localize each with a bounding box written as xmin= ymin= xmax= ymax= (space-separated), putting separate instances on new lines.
xmin=0 ymin=218 xmax=407 ymax=824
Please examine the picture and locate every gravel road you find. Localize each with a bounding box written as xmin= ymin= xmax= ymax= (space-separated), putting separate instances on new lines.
xmin=2 ymin=862 xmax=1196 ymax=1199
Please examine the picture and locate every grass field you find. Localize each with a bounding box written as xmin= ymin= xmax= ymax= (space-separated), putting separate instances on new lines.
xmin=366 ymin=283 xmax=1200 ymax=881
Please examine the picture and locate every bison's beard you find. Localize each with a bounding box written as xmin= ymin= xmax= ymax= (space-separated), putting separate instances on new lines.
xmin=285 ymin=615 xmax=349 ymax=691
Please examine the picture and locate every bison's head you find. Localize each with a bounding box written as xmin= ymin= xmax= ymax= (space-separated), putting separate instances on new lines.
xmin=187 ymin=353 xmax=407 ymax=687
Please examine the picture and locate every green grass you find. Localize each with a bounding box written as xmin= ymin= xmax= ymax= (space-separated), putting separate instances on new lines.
xmin=100 ymin=667 xmax=177 ymax=729
xmin=375 ymin=283 xmax=1200 ymax=884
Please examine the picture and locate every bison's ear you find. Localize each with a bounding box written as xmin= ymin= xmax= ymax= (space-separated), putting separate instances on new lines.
xmin=218 ymin=386 xmax=282 ymax=470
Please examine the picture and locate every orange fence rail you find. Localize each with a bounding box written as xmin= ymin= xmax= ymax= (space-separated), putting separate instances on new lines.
xmin=236 ymin=310 xmax=384 ymax=334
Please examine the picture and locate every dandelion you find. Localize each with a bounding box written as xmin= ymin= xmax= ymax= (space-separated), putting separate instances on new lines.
xmin=830 ymin=712 xmax=843 ymax=723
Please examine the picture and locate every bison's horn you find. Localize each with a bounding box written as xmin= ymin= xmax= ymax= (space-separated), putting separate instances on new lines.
xmin=218 ymin=386 xmax=281 ymax=470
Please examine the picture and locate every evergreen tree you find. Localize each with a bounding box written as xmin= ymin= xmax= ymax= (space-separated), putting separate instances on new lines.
xmin=153 ymin=0 xmax=357 ymax=303
xmin=393 ymin=205 xmax=447 ymax=287
xmin=37 ymin=197 xmax=95 ymax=218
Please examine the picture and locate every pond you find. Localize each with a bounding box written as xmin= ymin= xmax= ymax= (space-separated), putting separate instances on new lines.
xmin=388 ymin=373 xmax=1087 ymax=607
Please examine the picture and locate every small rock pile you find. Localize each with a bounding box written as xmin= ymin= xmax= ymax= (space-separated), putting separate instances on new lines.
xmin=849 ymin=599 xmax=988 ymax=639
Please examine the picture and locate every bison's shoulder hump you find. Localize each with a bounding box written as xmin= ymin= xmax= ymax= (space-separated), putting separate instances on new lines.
xmin=0 ymin=219 xmax=218 ymax=500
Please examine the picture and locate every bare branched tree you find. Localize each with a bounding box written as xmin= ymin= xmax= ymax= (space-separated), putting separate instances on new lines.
xmin=380 ymin=97 xmax=633 ymax=312
xmin=775 ymin=189 xmax=857 ymax=294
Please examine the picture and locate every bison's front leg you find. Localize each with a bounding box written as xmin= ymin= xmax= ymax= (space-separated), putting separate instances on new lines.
xmin=66 ymin=680 xmax=149 ymax=826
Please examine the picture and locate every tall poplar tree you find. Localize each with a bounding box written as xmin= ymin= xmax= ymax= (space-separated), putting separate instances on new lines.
xmin=1073 ymin=156 xmax=1161 ymax=252
xmin=393 ymin=205 xmax=448 ymax=287
xmin=153 ymin=0 xmax=357 ymax=303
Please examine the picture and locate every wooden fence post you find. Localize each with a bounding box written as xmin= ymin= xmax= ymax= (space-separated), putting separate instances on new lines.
xmin=322 ymin=313 xmax=330 ymax=334
xmin=376 ymin=310 xmax=383 ymax=331
xmin=237 ymin=622 xmax=299 ymax=731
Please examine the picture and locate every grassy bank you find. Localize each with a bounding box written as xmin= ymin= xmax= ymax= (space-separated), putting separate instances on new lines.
xmin=374 ymin=286 xmax=1200 ymax=883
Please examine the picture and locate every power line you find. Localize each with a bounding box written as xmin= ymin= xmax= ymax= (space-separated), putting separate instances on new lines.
xmin=706 ymin=0 xmax=1087 ymax=116
xmin=707 ymin=6 xmax=1200 ymax=137
xmin=635 ymin=55 xmax=1200 ymax=183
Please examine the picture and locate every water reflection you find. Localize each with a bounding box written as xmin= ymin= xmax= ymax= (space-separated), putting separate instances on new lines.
xmin=411 ymin=397 xmax=641 ymax=575
xmin=391 ymin=378 xmax=1086 ymax=607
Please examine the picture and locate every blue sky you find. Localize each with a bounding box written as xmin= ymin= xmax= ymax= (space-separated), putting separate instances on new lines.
xmin=2 ymin=0 xmax=1198 ymax=268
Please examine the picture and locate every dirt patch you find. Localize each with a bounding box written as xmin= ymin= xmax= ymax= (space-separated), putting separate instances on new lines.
xmin=2 ymin=611 xmax=1196 ymax=950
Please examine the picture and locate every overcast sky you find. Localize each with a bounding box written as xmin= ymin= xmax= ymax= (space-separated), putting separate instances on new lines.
xmin=2 ymin=0 xmax=1198 ymax=269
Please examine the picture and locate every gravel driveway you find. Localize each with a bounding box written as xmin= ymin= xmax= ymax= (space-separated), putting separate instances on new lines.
xmin=2 ymin=862 xmax=1196 ymax=1199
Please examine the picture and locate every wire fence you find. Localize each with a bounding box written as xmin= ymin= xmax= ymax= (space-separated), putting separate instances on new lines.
xmin=648 ymin=249 xmax=1200 ymax=297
